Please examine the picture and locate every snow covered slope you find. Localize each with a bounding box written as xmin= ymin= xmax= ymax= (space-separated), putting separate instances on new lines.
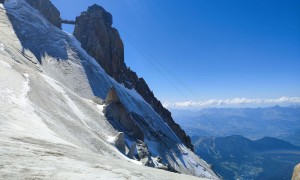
xmin=0 ymin=0 xmax=219 ymax=179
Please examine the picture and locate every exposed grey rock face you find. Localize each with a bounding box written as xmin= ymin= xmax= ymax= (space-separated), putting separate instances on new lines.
xmin=73 ymin=4 xmax=194 ymax=151
xmin=25 ymin=0 xmax=61 ymax=29
xmin=74 ymin=4 xmax=123 ymax=78
xmin=104 ymin=87 xmax=144 ymax=141
xmin=136 ymin=142 xmax=155 ymax=167
xmin=105 ymin=87 xmax=120 ymax=104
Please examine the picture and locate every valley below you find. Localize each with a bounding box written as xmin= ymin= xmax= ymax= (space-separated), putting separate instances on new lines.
xmin=173 ymin=106 xmax=300 ymax=179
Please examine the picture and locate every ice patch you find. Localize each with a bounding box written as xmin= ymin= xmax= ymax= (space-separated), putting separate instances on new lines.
xmin=107 ymin=136 xmax=116 ymax=144
xmin=97 ymin=104 xmax=105 ymax=112
xmin=151 ymin=157 xmax=166 ymax=169
xmin=125 ymin=156 xmax=142 ymax=165
xmin=0 ymin=43 xmax=4 ymax=51
xmin=0 ymin=60 xmax=11 ymax=68
xmin=20 ymin=75 xmax=30 ymax=106
xmin=0 ymin=70 xmax=30 ymax=107
xmin=41 ymin=74 xmax=93 ymax=131
xmin=23 ymin=73 xmax=29 ymax=78
xmin=105 ymin=134 xmax=142 ymax=165
xmin=0 ymin=68 xmax=68 ymax=144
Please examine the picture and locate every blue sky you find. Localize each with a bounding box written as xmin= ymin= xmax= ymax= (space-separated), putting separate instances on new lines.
xmin=52 ymin=0 xmax=300 ymax=105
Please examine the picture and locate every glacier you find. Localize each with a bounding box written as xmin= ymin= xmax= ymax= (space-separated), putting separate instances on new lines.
xmin=0 ymin=0 xmax=219 ymax=179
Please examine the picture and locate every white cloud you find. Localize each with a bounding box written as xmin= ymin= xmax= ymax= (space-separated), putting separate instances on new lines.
xmin=163 ymin=97 xmax=300 ymax=109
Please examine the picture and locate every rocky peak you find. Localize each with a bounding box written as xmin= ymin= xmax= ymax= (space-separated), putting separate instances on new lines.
xmin=73 ymin=4 xmax=194 ymax=151
xmin=74 ymin=4 xmax=124 ymax=79
xmin=85 ymin=4 xmax=112 ymax=26
xmin=25 ymin=0 xmax=61 ymax=29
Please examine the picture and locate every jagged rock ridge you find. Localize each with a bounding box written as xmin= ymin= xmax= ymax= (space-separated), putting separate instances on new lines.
xmin=73 ymin=4 xmax=194 ymax=151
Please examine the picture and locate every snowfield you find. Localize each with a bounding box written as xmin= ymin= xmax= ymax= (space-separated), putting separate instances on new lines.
xmin=0 ymin=0 xmax=219 ymax=179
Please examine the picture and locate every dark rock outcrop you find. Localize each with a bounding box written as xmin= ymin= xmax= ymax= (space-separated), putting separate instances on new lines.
xmin=73 ymin=4 xmax=194 ymax=151
xmin=136 ymin=141 xmax=155 ymax=167
xmin=104 ymin=87 xmax=144 ymax=141
xmin=25 ymin=0 xmax=61 ymax=29
xmin=105 ymin=87 xmax=120 ymax=104
xmin=74 ymin=5 xmax=123 ymax=78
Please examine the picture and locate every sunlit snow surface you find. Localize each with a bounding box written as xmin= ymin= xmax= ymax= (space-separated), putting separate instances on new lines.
xmin=0 ymin=0 xmax=218 ymax=179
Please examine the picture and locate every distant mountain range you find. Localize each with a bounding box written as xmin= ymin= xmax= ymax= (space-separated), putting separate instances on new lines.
xmin=172 ymin=106 xmax=300 ymax=179
xmin=172 ymin=106 xmax=300 ymax=146
xmin=192 ymin=135 xmax=300 ymax=180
